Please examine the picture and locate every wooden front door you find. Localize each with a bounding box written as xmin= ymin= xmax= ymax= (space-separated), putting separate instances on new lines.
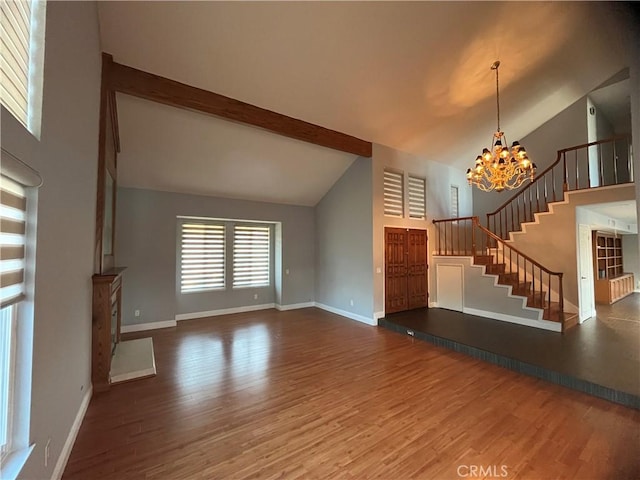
xmin=385 ymin=228 xmax=428 ymax=314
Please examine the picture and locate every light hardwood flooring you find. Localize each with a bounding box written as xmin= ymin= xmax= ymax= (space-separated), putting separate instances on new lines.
xmin=64 ymin=308 xmax=640 ymax=479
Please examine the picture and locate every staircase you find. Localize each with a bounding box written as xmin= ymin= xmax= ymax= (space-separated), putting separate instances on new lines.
xmin=433 ymin=216 xmax=570 ymax=331
xmin=473 ymin=253 xmax=569 ymax=326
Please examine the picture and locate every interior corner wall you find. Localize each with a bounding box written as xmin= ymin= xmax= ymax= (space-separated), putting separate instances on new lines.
xmin=0 ymin=2 xmax=102 ymax=479
xmin=371 ymin=144 xmax=472 ymax=313
xmin=621 ymin=234 xmax=640 ymax=291
xmin=315 ymin=157 xmax=374 ymax=321
xmin=473 ymin=96 xmax=589 ymax=221
xmin=116 ymin=188 xmax=315 ymax=326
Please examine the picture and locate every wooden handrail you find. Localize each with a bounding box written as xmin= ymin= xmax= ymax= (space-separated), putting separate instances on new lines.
xmin=488 ymin=134 xmax=630 ymax=217
xmin=487 ymin=135 xmax=632 ymax=239
xmin=432 ymin=216 xmax=476 ymax=224
xmin=474 ymin=219 xmax=563 ymax=277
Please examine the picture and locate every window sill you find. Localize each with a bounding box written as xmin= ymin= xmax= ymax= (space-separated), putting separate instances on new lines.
xmin=2 ymin=444 xmax=34 ymax=480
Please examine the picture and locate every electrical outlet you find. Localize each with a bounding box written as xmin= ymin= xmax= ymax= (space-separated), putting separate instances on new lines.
xmin=349 ymin=299 xmax=354 ymax=306
xmin=285 ymin=268 xmax=290 ymax=275
xmin=376 ymin=267 xmax=382 ymax=274
xmin=407 ymin=330 xmax=415 ymax=337
xmin=134 ymin=309 xmax=140 ymax=317
xmin=45 ymin=438 xmax=51 ymax=467
xmin=253 ymin=294 xmax=258 ymax=300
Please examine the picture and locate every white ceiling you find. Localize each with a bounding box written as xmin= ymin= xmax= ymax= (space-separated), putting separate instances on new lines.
xmin=584 ymin=201 xmax=638 ymax=227
xmin=98 ymin=2 xmax=635 ymax=205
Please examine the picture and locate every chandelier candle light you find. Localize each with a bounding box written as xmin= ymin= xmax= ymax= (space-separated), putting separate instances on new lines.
xmin=467 ymin=61 xmax=536 ymax=192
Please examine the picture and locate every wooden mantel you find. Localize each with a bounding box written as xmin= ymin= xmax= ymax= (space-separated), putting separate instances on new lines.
xmin=92 ymin=267 xmax=126 ymax=392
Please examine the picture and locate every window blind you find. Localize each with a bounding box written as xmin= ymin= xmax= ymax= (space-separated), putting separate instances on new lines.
xmin=233 ymin=225 xmax=270 ymax=288
xmin=0 ymin=0 xmax=31 ymax=128
xmin=180 ymin=223 xmax=225 ymax=293
xmin=384 ymin=169 xmax=404 ymax=217
xmin=451 ymin=185 xmax=459 ymax=218
xmin=0 ymin=176 xmax=26 ymax=308
xmin=408 ymin=175 xmax=426 ymax=219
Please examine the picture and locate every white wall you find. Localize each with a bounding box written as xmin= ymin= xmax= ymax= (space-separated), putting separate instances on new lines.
xmin=1 ymin=2 xmax=101 ymax=479
xmin=371 ymin=143 xmax=472 ymax=316
xmin=315 ymin=157 xmax=374 ymax=323
xmin=116 ymin=187 xmax=316 ymax=325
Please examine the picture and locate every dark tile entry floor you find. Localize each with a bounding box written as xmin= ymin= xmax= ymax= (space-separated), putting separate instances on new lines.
xmin=380 ymin=293 xmax=640 ymax=408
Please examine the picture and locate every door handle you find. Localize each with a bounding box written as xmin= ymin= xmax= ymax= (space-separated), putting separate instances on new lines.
xmin=581 ymin=276 xmax=587 ymax=279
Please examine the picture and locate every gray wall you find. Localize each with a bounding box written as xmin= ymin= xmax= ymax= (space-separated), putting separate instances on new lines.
xmin=371 ymin=143 xmax=473 ymax=316
xmin=315 ymin=157 xmax=374 ymax=320
xmin=116 ymin=187 xmax=315 ymax=325
xmin=473 ymin=96 xmax=589 ymax=221
xmin=1 ymin=2 xmax=101 ymax=478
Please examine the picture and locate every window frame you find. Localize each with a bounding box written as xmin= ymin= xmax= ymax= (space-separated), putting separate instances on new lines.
xmin=0 ymin=0 xmax=47 ymax=138
xmin=407 ymin=174 xmax=426 ymax=220
xmin=179 ymin=221 xmax=226 ymax=294
xmin=383 ymin=168 xmax=405 ymax=218
xmin=232 ymin=223 xmax=271 ymax=289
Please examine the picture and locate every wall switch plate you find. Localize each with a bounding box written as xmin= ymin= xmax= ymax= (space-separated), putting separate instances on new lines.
xmin=134 ymin=309 xmax=140 ymax=317
xmin=254 ymin=294 xmax=258 ymax=300
xmin=285 ymin=269 xmax=290 ymax=275
xmin=349 ymin=299 xmax=354 ymax=306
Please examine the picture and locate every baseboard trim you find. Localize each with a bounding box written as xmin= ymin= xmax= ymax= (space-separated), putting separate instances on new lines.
xmin=175 ymin=303 xmax=275 ymax=321
xmin=121 ymin=320 xmax=177 ymax=333
xmin=373 ymin=311 xmax=385 ymax=323
xmin=314 ymin=302 xmax=376 ymax=326
xmin=463 ymin=307 xmax=561 ymax=332
xmin=275 ymin=302 xmax=315 ymax=311
xmin=52 ymin=385 xmax=93 ymax=480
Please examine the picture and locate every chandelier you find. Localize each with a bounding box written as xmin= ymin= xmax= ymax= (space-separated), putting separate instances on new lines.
xmin=466 ymin=61 xmax=536 ymax=192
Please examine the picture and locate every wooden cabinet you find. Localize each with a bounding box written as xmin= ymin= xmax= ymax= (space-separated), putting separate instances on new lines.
xmin=92 ymin=267 xmax=126 ymax=392
xmin=592 ymin=231 xmax=634 ymax=304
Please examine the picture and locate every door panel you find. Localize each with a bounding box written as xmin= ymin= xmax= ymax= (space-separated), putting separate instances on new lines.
xmin=385 ymin=228 xmax=428 ymax=314
xmin=407 ymin=229 xmax=428 ymax=309
xmin=385 ymin=228 xmax=408 ymax=314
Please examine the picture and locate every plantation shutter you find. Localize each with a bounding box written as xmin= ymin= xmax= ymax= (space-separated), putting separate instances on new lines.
xmin=0 ymin=176 xmax=27 ymax=308
xmin=384 ymin=169 xmax=404 ymax=217
xmin=451 ymin=185 xmax=459 ymax=218
xmin=180 ymin=223 xmax=225 ymax=292
xmin=408 ymin=175 xmax=426 ymax=219
xmin=0 ymin=0 xmax=31 ymax=127
xmin=233 ymin=225 xmax=270 ymax=288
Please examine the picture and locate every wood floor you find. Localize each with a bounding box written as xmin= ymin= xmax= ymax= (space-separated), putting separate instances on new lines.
xmin=64 ymin=308 xmax=640 ymax=479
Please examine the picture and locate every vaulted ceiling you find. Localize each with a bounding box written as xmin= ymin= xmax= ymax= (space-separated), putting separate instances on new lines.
xmin=98 ymin=1 xmax=635 ymax=206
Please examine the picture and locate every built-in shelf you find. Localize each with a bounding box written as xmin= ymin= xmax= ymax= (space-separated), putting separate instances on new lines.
xmin=592 ymin=231 xmax=634 ymax=304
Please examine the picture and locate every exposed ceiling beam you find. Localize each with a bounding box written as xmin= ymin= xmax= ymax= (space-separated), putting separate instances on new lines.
xmin=104 ymin=54 xmax=372 ymax=157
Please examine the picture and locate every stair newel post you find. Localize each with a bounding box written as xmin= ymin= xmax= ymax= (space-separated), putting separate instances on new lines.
xmin=613 ymin=139 xmax=618 ymax=184
xmin=598 ymin=143 xmax=604 ymax=186
xmin=531 ymin=262 xmax=535 ymax=298
xmin=562 ymin=151 xmax=568 ymax=192
xmin=472 ymin=218 xmax=477 ymax=257
xmin=558 ymin=273 xmax=564 ymax=314
xmin=628 ymin=137 xmax=634 ymax=182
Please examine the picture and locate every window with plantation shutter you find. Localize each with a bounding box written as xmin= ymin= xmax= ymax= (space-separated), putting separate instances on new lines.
xmin=0 ymin=176 xmax=26 ymax=308
xmin=233 ymin=225 xmax=270 ymax=288
xmin=0 ymin=0 xmax=46 ymax=135
xmin=180 ymin=223 xmax=225 ymax=293
xmin=408 ymin=175 xmax=426 ymax=219
xmin=451 ymin=185 xmax=459 ymax=218
xmin=384 ymin=169 xmax=404 ymax=217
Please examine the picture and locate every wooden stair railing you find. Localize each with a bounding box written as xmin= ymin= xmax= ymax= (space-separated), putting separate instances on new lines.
xmin=433 ymin=217 xmax=567 ymax=328
xmin=487 ymin=135 xmax=633 ymax=240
